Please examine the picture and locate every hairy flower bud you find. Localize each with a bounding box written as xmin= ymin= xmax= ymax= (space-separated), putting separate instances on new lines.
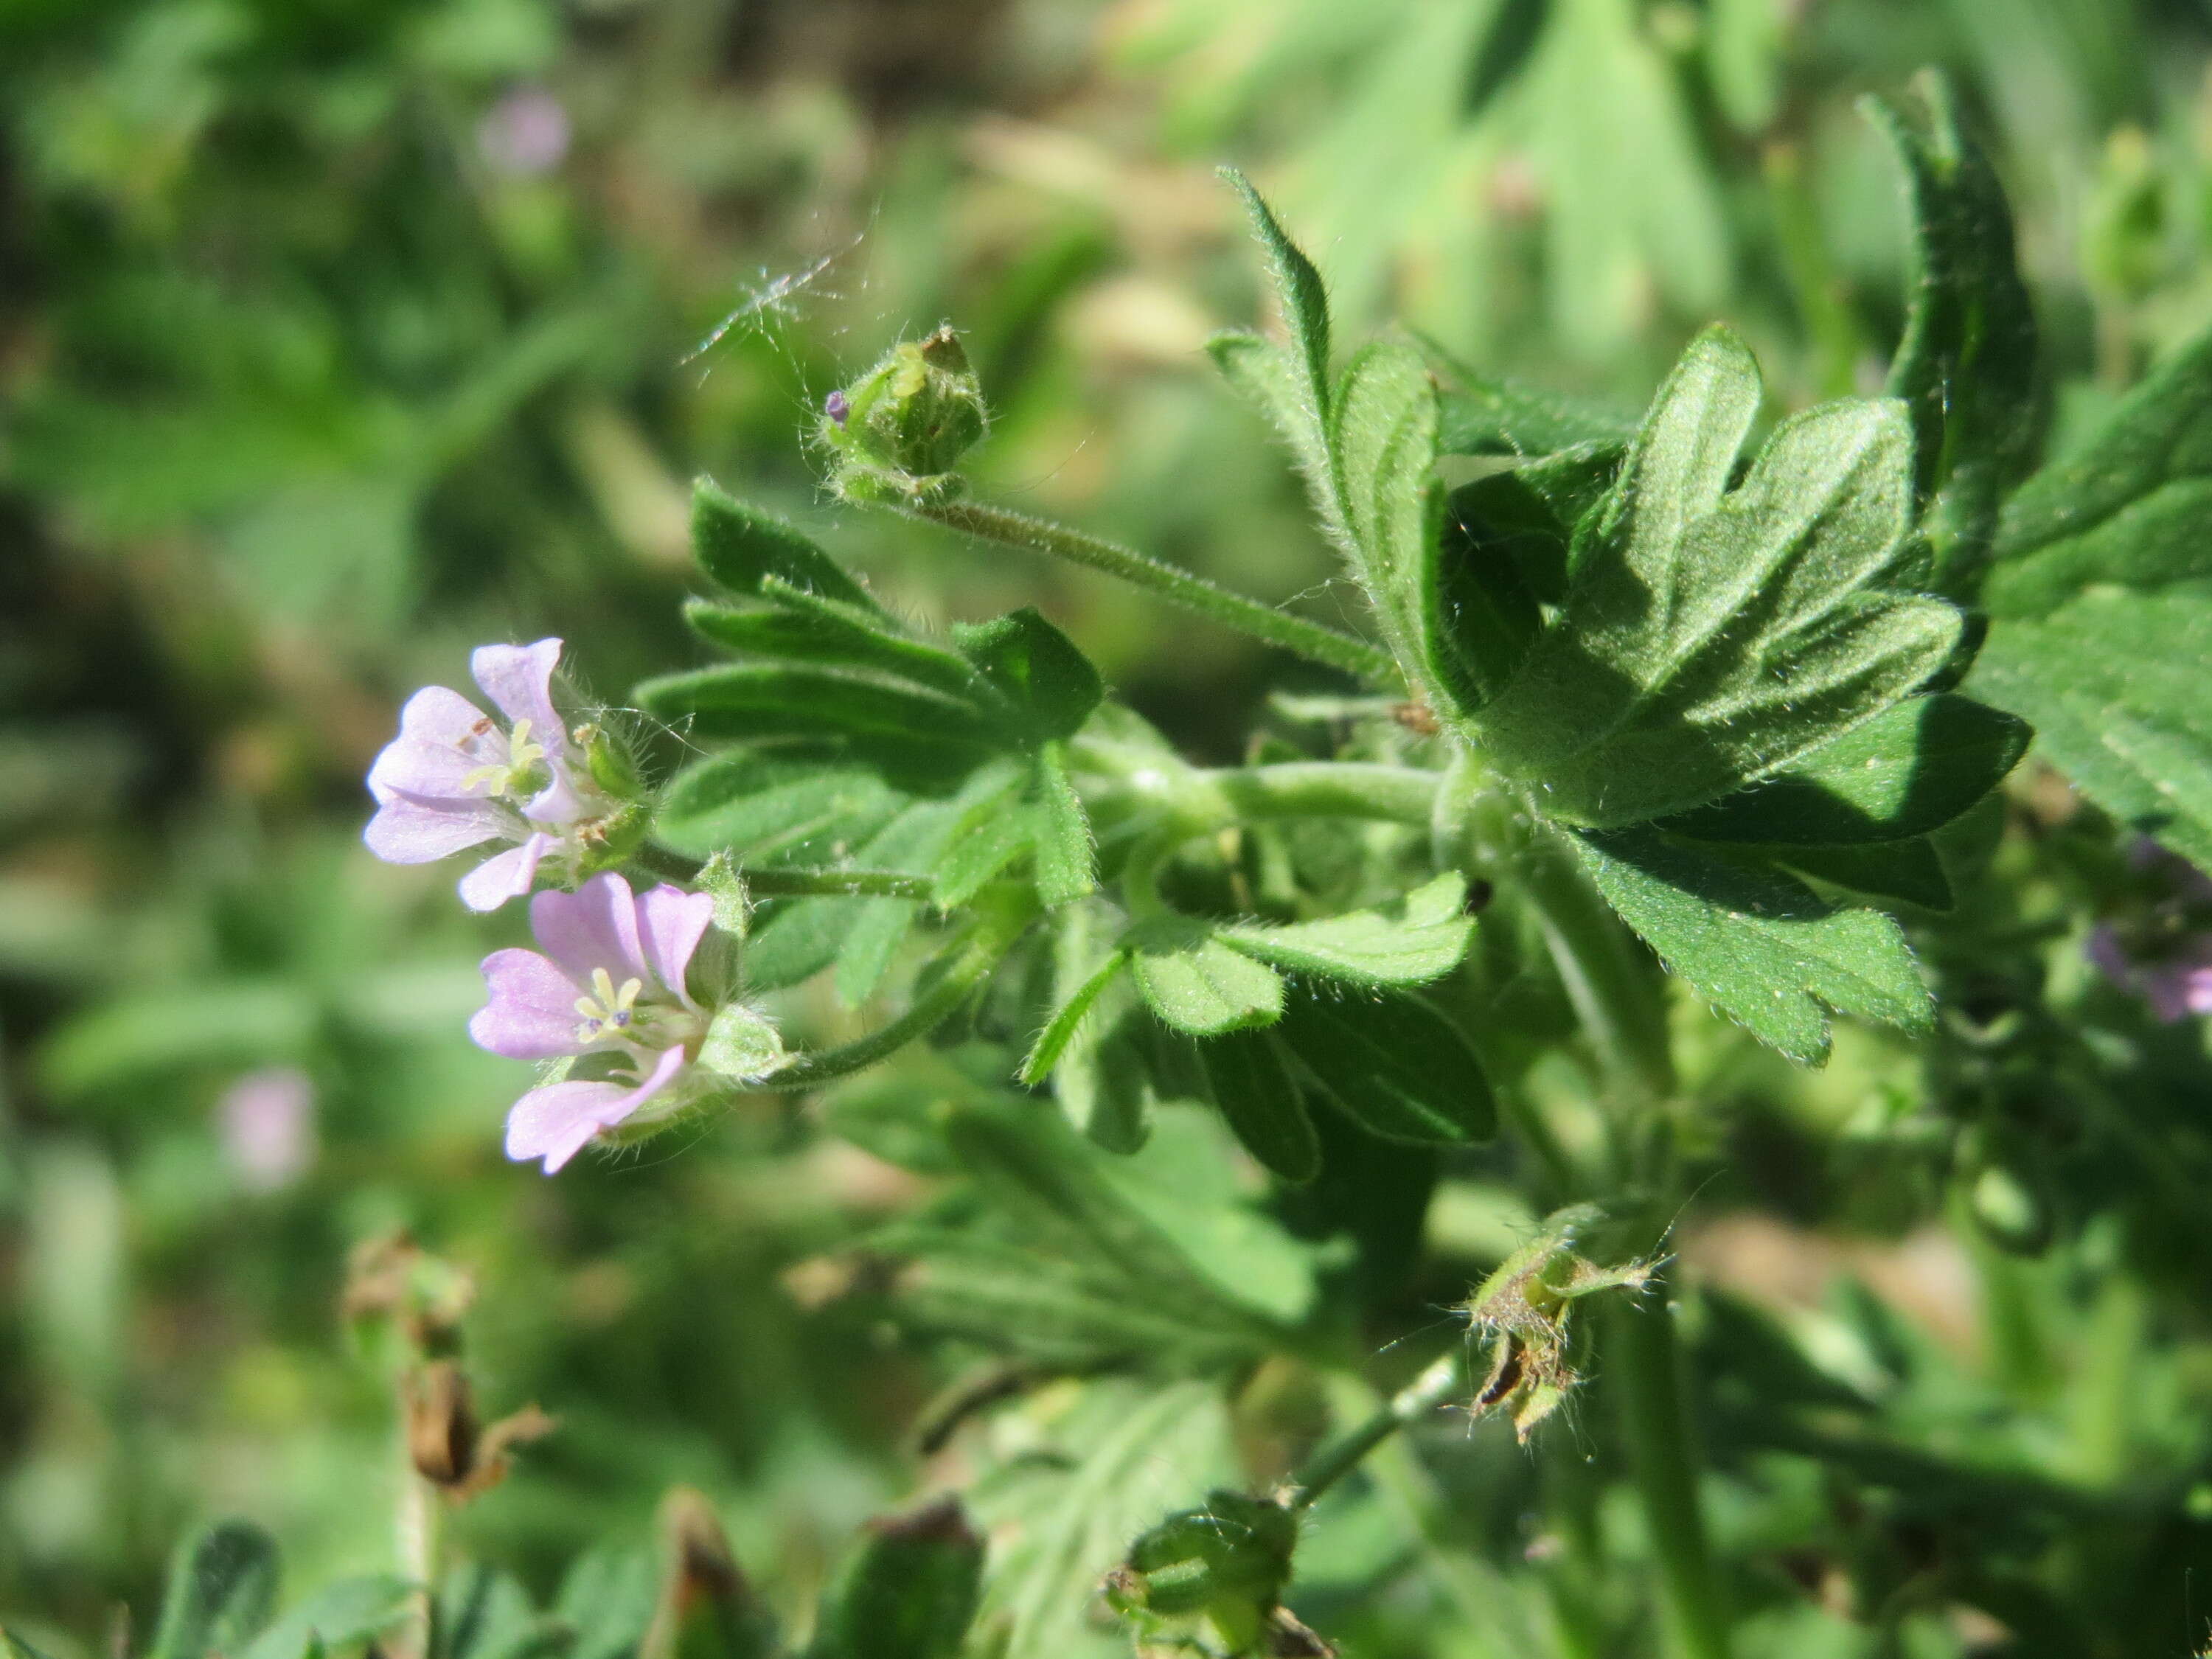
xmin=1105 ymin=1489 xmax=1298 ymax=1653
xmin=821 ymin=326 xmax=988 ymax=504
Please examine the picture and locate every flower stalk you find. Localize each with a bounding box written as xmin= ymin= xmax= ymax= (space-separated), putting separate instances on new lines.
xmin=902 ymin=497 xmax=1400 ymax=685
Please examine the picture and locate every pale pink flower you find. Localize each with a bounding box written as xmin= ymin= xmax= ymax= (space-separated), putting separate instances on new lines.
xmin=478 ymin=88 xmax=570 ymax=178
xmin=365 ymin=639 xmax=607 ymax=911
xmin=218 ymin=1068 xmax=317 ymax=1192
xmin=470 ymin=873 xmax=715 ymax=1174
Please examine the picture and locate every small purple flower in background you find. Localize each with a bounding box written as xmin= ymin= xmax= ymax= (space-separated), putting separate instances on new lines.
xmin=218 ymin=1068 xmax=317 ymax=1192
xmin=2087 ymin=838 xmax=2212 ymax=1022
xmin=470 ymin=872 xmax=719 ymax=1174
xmin=478 ymin=87 xmax=571 ymax=178
xmin=365 ymin=639 xmax=611 ymax=911
xmin=824 ymin=389 xmax=851 ymax=427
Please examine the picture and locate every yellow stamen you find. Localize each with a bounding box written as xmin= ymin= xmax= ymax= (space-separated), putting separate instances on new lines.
xmin=573 ymin=967 xmax=647 ymax=1043
xmin=460 ymin=718 xmax=552 ymax=798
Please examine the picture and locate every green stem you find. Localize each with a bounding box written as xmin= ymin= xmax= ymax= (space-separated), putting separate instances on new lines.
xmin=1284 ymin=1349 xmax=1463 ymax=1511
xmin=1608 ymin=1281 xmax=1733 ymax=1659
xmin=1072 ymin=742 xmax=1440 ymax=834
xmin=635 ymin=844 xmax=937 ymax=902
xmin=394 ymin=1409 xmax=439 ymax=1657
xmin=903 ymin=497 xmax=1400 ymax=686
xmin=1463 ymin=792 xmax=1674 ymax=1110
xmin=761 ymin=931 xmax=1005 ymax=1091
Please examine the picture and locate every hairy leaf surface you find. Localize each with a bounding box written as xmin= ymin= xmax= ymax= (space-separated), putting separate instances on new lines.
xmin=1571 ymin=826 xmax=1933 ymax=1065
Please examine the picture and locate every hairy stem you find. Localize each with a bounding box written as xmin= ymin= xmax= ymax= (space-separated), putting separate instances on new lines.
xmin=1462 ymin=791 xmax=1674 ymax=1110
xmin=762 ymin=930 xmax=1008 ymax=1091
xmin=1073 ymin=742 xmax=1441 ymax=835
xmin=1285 ymin=1349 xmax=1463 ymax=1511
xmin=1608 ymin=1285 xmax=1733 ymax=1659
xmin=635 ymin=843 xmax=937 ymax=902
xmin=901 ymin=497 xmax=1400 ymax=685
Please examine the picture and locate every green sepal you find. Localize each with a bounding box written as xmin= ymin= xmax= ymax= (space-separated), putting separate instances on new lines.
xmin=1196 ymin=1029 xmax=1320 ymax=1185
xmin=1276 ymin=988 xmax=1495 ymax=1145
xmin=697 ymin=1004 xmax=787 ymax=1083
xmin=820 ymin=327 xmax=988 ymax=506
xmin=1106 ymin=1490 xmax=1297 ymax=1653
xmin=1130 ymin=920 xmax=1286 ymax=1037
xmin=691 ymin=479 xmax=881 ymax=613
xmin=1571 ymin=825 xmax=1933 ymax=1066
xmin=1652 ymin=693 xmax=2028 ymax=845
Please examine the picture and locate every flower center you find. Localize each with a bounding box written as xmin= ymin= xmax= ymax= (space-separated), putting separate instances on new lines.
xmin=573 ymin=967 xmax=647 ymax=1044
xmin=461 ymin=717 xmax=552 ymax=801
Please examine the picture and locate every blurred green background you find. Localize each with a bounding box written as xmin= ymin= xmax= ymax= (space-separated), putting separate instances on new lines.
xmin=10 ymin=0 xmax=2212 ymax=1645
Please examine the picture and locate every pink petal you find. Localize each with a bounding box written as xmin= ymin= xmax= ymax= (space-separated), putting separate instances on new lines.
xmin=400 ymin=683 xmax=499 ymax=748
xmin=636 ymin=884 xmax=714 ymax=1006
xmin=2144 ymin=970 xmax=2194 ymax=1024
xmin=458 ymin=834 xmax=553 ymax=912
xmin=523 ymin=762 xmax=591 ymax=829
xmin=473 ymin=639 xmax=566 ymax=747
xmin=503 ymin=1043 xmax=688 ymax=1174
xmin=530 ymin=872 xmax=648 ymax=987
xmin=2185 ymin=968 xmax=2212 ymax=1018
xmin=364 ymin=794 xmax=507 ymax=863
xmin=470 ymin=947 xmax=586 ymax=1058
xmin=369 ymin=687 xmax=506 ymax=804
xmin=505 ymin=1079 xmax=631 ymax=1173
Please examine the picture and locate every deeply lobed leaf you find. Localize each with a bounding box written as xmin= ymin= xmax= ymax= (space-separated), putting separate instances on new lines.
xmin=1470 ymin=328 xmax=1963 ymax=827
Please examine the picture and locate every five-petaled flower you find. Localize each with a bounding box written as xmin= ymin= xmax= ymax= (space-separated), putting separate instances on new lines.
xmin=365 ymin=639 xmax=615 ymax=911
xmin=470 ymin=873 xmax=718 ymax=1174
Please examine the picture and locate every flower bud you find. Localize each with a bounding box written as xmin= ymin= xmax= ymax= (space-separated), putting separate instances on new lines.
xmin=577 ymin=722 xmax=646 ymax=801
xmin=821 ymin=326 xmax=988 ymax=504
xmin=1105 ymin=1490 xmax=1298 ymax=1653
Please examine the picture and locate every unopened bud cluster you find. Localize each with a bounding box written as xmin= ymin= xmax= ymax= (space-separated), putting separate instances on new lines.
xmin=820 ymin=325 xmax=989 ymax=504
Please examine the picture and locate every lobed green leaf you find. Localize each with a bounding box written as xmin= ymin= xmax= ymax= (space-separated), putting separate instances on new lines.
xmin=1130 ymin=921 xmax=1287 ymax=1037
xmin=1195 ymin=1029 xmax=1319 ymax=1185
xmin=1217 ymin=872 xmax=1475 ymax=988
xmin=1867 ymin=81 xmax=2042 ymax=595
xmin=1654 ymin=693 xmax=2028 ymax=846
xmin=1276 ymin=989 xmax=1495 ymax=1146
xmin=1472 ymin=329 xmax=1962 ymax=827
xmin=1571 ymin=825 xmax=1933 ymax=1065
xmin=691 ymin=480 xmax=882 ymax=613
